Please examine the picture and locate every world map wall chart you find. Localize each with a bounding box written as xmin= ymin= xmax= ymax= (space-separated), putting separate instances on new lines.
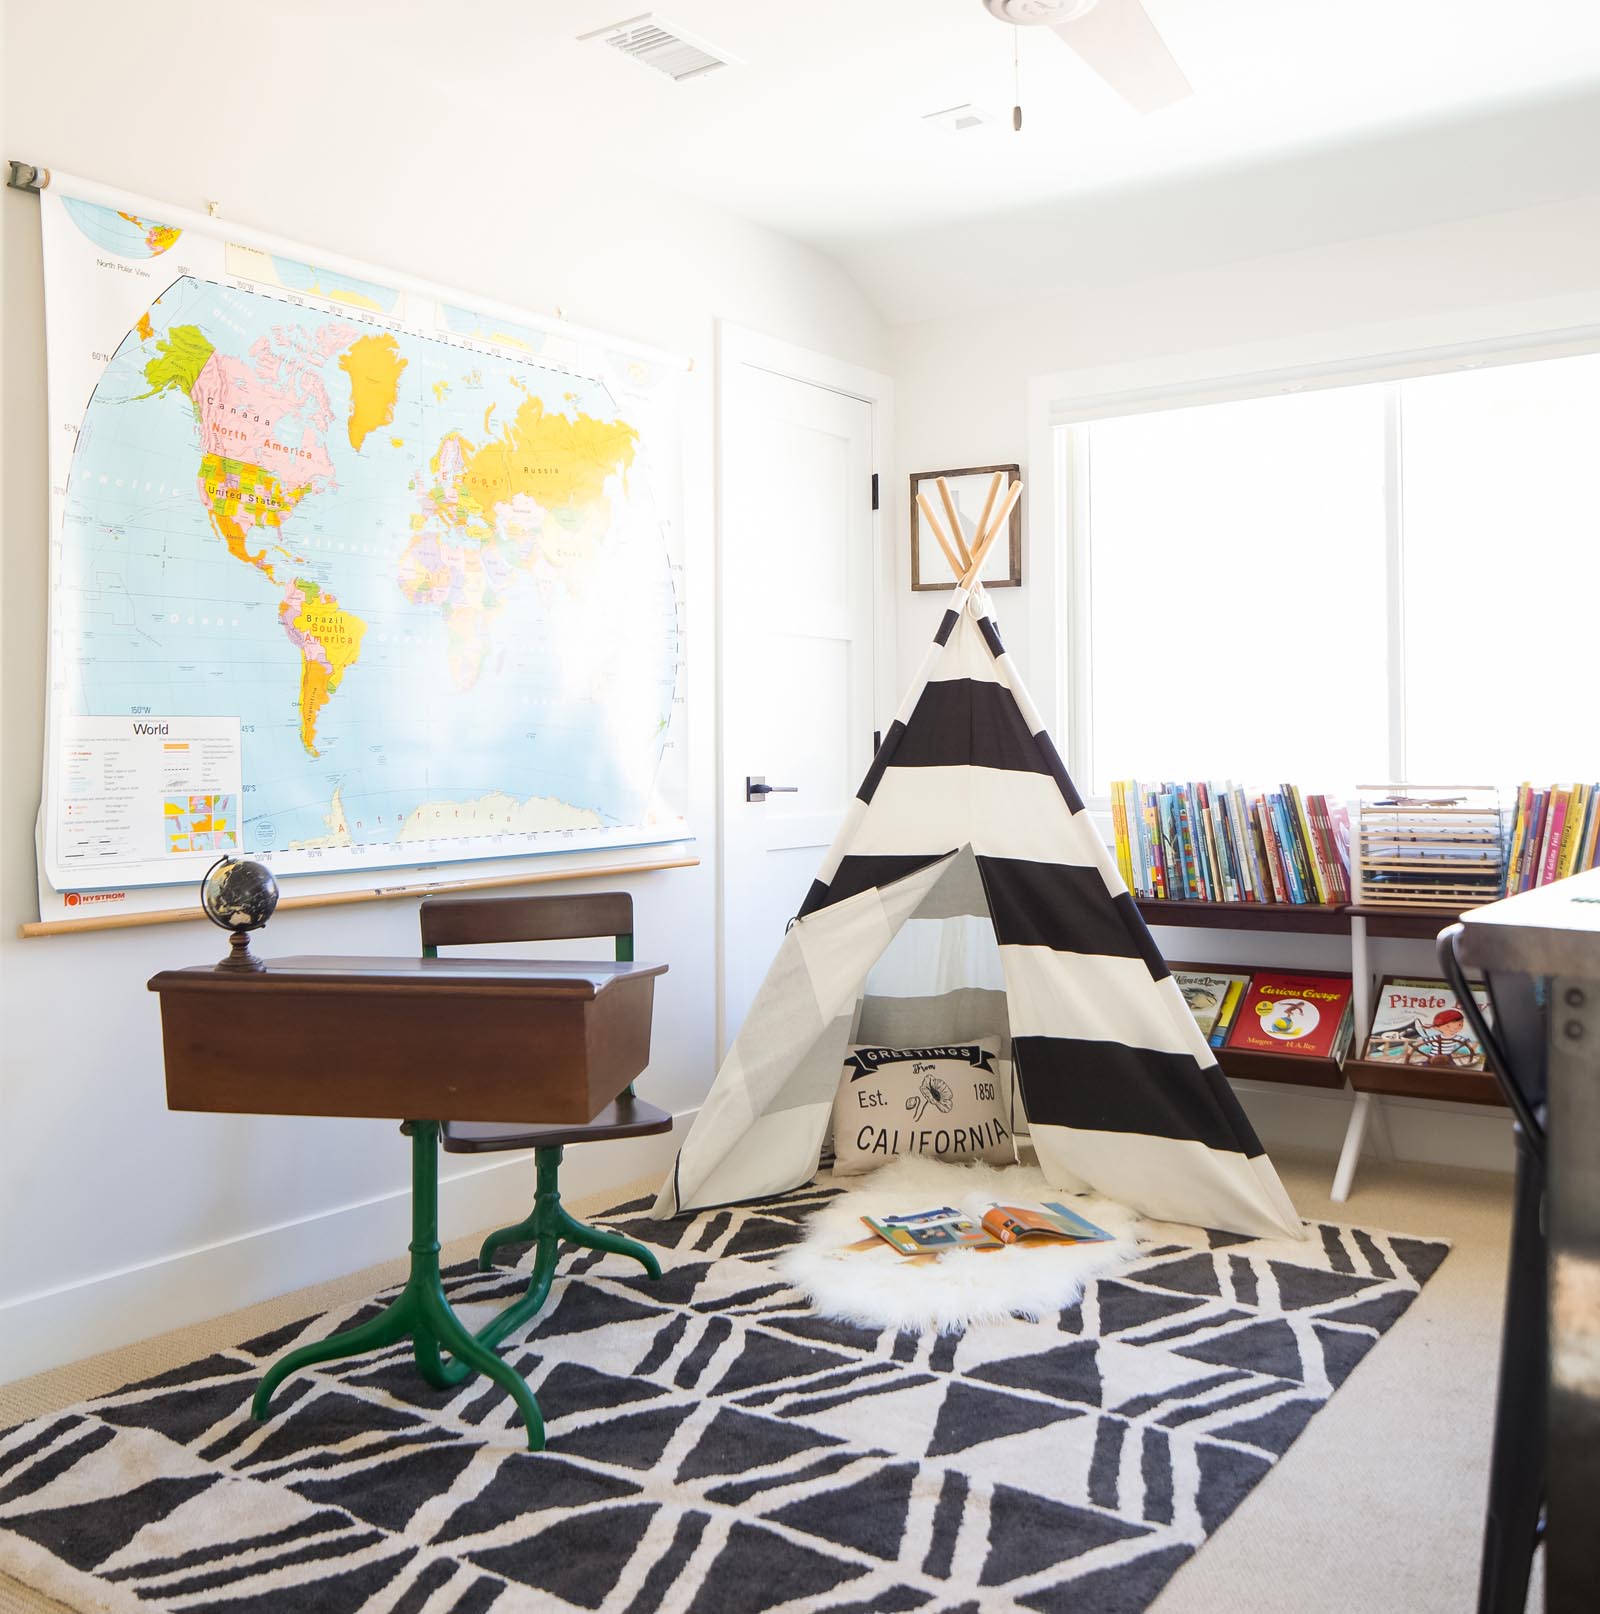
xmin=36 ymin=180 xmax=688 ymax=920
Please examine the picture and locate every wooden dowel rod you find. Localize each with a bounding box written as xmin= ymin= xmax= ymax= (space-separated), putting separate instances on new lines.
xmin=19 ymin=854 xmax=701 ymax=937
xmin=973 ymin=472 xmax=1003 ymax=556
xmin=934 ymin=477 xmax=972 ymax=569
xmin=963 ymin=480 xmax=1023 ymax=587
xmin=915 ymin=492 xmax=964 ymax=582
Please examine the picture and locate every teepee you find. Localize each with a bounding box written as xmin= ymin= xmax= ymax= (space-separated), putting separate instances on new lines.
xmin=657 ymin=475 xmax=1302 ymax=1240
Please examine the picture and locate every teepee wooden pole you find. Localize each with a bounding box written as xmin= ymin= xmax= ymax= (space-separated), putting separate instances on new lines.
xmin=973 ymin=472 xmax=1004 ymax=553
xmin=934 ymin=477 xmax=972 ymax=570
xmin=915 ymin=492 xmax=965 ymax=583
xmin=962 ymin=480 xmax=1022 ymax=588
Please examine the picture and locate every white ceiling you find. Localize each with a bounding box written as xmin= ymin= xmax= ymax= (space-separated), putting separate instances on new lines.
xmin=541 ymin=1 xmax=1600 ymax=239
xmin=305 ymin=1 xmax=1600 ymax=320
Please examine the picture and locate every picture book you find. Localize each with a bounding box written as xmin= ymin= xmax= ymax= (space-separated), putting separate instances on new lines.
xmin=1172 ymin=968 xmax=1253 ymax=1041
xmin=860 ymin=1200 xmax=1113 ymax=1256
xmin=1224 ymin=971 xmax=1355 ymax=1060
xmin=1364 ymin=976 xmax=1492 ymax=1070
xmin=1209 ymin=975 xmax=1250 ymax=1048
xmin=980 ymin=1201 xmax=1114 ymax=1246
xmin=858 ymin=1206 xmax=993 ymax=1255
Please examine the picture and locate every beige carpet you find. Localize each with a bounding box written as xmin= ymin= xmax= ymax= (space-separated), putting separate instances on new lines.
xmin=0 ymin=1149 xmax=1538 ymax=1614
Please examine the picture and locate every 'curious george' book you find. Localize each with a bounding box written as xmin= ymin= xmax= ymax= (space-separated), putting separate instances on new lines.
xmin=1224 ymin=971 xmax=1355 ymax=1060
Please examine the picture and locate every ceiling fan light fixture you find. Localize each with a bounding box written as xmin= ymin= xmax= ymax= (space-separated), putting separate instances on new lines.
xmin=982 ymin=0 xmax=1099 ymax=24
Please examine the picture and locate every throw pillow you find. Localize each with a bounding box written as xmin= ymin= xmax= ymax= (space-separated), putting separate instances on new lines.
xmin=832 ymin=1039 xmax=1016 ymax=1176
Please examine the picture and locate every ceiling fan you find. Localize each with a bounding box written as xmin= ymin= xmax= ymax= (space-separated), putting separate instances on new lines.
xmin=982 ymin=0 xmax=1192 ymax=115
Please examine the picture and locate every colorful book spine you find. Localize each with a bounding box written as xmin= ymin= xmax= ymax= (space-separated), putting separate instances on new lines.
xmin=1145 ymin=796 xmax=1167 ymax=900
xmin=1504 ymin=784 xmax=1530 ymax=894
xmin=1288 ymin=785 xmax=1330 ymax=904
xmin=1539 ymin=789 xmax=1570 ymax=887
xmin=1256 ymin=794 xmax=1287 ymax=903
xmin=1558 ymin=784 xmax=1588 ymax=879
xmin=1175 ymin=790 xmax=1202 ymax=900
xmin=1158 ymin=792 xmax=1182 ymax=900
xmin=1270 ymin=794 xmax=1306 ymax=902
xmin=1110 ymin=781 xmax=1132 ymax=890
xmin=1128 ymin=779 xmax=1148 ymax=897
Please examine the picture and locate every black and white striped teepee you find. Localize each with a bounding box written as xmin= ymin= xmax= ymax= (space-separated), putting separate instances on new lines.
xmin=657 ymin=536 xmax=1301 ymax=1239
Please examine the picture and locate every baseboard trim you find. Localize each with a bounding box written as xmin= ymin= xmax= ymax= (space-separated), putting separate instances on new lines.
xmin=0 ymin=1110 xmax=695 ymax=1385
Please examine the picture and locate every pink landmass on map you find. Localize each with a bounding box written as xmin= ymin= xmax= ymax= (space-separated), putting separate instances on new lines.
xmin=191 ymin=350 xmax=337 ymax=490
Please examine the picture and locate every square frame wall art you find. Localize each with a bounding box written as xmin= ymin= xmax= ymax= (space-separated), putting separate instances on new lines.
xmin=909 ymin=463 xmax=1022 ymax=590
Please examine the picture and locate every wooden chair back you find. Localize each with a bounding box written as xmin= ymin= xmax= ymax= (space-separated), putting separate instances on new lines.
xmin=420 ymin=892 xmax=634 ymax=961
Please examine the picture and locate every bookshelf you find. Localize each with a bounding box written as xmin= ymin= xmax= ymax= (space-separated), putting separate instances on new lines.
xmin=1136 ymin=896 xmax=1506 ymax=1201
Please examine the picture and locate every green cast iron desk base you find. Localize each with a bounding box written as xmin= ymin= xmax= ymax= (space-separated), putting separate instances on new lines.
xmin=249 ymin=1119 xmax=661 ymax=1450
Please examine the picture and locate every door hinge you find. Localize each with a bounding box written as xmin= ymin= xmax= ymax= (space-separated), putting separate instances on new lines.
xmin=870 ymin=472 xmax=879 ymax=511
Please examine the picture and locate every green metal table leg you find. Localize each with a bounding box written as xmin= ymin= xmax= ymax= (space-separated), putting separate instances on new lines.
xmin=250 ymin=1120 xmax=546 ymax=1449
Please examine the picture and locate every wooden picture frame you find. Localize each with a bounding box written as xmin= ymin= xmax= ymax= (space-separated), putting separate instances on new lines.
xmin=909 ymin=464 xmax=1022 ymax=590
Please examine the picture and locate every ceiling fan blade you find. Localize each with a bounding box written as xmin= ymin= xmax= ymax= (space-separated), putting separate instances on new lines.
xmin=1052 ymin=0 xmax=1192 ymax=113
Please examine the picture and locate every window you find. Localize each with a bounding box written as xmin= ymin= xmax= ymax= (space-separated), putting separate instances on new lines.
xmin=1069 ymin=350 xmax=1600 ymax=794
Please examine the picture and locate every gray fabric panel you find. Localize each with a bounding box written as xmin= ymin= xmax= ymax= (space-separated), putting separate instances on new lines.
xmin=766 ymin=1012 xmax=857 ymax=1115
xmin=729 ymin=929 xmax=830 ymax=1113
xmin=856 ymin=986 xmax=1011 ymax=1046
xmin=913 ymin=843 xmax=993 ymax=921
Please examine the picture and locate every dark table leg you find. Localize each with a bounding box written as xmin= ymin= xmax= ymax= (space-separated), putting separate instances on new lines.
xmin=1547 ymin=974 xmax=1600 ymax=1611
xmin=250 ymin=1120 xmax=546 ymax=1450
xmin=1477 ymin=1137 xmax=1546 ymax=1614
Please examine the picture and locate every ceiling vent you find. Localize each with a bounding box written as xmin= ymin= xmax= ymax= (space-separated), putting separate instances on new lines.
xmin=579 ymin=14 xmax=736 ymax=82
xmin=922 ymin=103 xmax=1000 ymax=134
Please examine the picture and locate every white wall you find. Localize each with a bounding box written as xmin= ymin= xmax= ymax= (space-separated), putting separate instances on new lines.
xmin=0 ymin=1 xmax=888 ymax=1380
xmin=887 ymin=190 xmax=1600 ymax=1176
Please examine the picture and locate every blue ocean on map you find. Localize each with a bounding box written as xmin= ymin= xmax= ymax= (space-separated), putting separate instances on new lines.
xmin=60 ymin=273 xmax=682 ymax=878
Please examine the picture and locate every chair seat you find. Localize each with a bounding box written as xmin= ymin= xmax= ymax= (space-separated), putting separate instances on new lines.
xmin=441 ymin=1094 xmax=673 ymax=1154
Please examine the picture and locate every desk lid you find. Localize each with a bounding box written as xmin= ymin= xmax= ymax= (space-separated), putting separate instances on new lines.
xmin=148 ymin=954 xmax=667 ymax=999
xmin=1457 ymin=867 xmax=1600 ymax=977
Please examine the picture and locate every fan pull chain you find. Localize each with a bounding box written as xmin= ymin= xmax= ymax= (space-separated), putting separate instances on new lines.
xmin=1013 ymin=27 xmax=1023 ymax=131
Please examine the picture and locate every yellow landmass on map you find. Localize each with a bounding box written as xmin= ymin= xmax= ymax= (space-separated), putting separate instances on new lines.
xmin=458 ymin=397 xmax=638 ymax=527
xmin=136 ymin=311 xmax=154 ymax=342
xmin=288 ymin=581 xmax=366 ymax=756
xmin=338 ymin=333 xmax=407 ymax=452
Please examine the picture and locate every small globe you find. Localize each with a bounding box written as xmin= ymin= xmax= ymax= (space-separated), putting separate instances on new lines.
xmin=200 ymin=857 xmax=279 ymax=933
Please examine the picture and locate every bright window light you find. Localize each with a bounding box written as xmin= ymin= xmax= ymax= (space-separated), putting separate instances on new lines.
xmin=1400 ymin=353 xmax=1600 ymax=782
xmin=1082 ymin=386 xmax=1389 ymax=793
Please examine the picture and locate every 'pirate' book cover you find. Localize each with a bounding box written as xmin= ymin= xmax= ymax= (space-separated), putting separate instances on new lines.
xmin=1363 ymin=975 xmax=1492 ymax=1069
xmin=1224 ymin=971 xmax=1354 ymax=1060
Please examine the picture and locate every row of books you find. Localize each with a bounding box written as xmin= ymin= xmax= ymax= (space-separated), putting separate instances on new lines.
xmin=1111 ymin=781 xmax=1351 ymax=906
xmin=1174 ymin=966 xmax=1494 ymax=1071
xmin=1174 ymin=968 xmax=1356 ymax=1060
xmin=1505 ymin=783 xmax=1600 ymax=893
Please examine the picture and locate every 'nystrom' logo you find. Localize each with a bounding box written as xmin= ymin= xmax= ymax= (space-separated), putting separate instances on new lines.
xmin=63 ymin=891 xmax=127 ymax=908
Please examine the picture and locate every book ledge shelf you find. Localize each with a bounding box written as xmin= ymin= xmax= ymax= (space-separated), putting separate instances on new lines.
xmin=1135 ymin=897 xmax=1504 ymax=1202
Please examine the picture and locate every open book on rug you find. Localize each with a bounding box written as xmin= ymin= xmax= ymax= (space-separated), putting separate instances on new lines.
xmin=861 ymin=1199 xmax=1114 ymax=1256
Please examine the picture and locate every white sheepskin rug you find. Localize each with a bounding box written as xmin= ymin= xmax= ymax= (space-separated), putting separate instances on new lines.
xmin=775 ymin=1154 xmax=1141 ymax=1333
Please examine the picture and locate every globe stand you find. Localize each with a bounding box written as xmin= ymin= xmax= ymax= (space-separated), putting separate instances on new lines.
xmin=216 ymin=930 xmax=266 ymax=972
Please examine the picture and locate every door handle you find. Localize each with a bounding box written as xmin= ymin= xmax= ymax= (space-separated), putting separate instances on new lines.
xmin=746 ymin=776 xmax=799 ymax=803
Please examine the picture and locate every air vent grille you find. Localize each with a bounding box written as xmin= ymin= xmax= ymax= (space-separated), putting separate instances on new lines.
xmin=580 ymin=13 xmax=733 ymax=81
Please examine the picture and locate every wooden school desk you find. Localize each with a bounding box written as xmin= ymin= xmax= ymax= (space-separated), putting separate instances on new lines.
xmin=147 ymin=953 xmax=667 ymax=1448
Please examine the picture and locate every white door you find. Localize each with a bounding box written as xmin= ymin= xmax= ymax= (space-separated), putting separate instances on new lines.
xmin=720 ymin=354 xmax=879 ymax=1052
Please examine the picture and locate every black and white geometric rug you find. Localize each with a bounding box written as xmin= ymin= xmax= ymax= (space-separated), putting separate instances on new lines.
xmin=0 ymin=1186 xmax=1448 ymax=1614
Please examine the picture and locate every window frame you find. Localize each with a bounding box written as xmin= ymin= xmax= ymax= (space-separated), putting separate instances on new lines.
xmin=1025 ymin=323 xmax=1600 ymax=808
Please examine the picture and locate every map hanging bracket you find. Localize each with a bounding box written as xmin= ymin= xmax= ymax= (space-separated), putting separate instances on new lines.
xmin=6 ymin=160 xmax=49 ymax=194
